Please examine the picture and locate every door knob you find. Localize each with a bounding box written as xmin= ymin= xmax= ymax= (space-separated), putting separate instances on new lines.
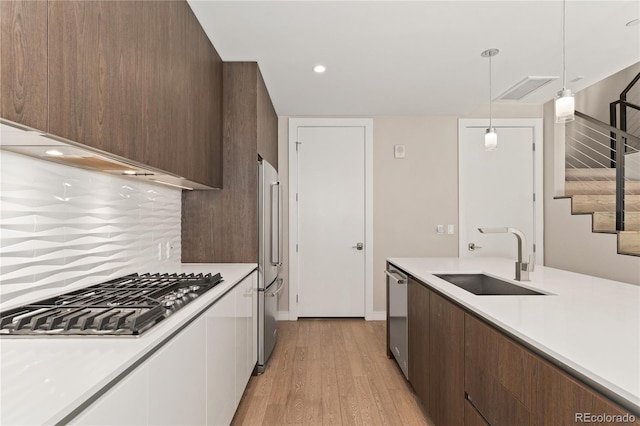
xmin=468 ymin=242 xmax=482 ymax=251
xmin=352 ymin=242 xmax=364 ymax=250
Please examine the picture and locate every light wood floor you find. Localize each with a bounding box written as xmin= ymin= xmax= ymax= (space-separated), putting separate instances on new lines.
xmin=232 ymin=319 xmax=432 ymax=426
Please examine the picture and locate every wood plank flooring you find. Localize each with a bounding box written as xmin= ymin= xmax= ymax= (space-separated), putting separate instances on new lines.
xmin=232 ymin=319 xmax=432 ymax=426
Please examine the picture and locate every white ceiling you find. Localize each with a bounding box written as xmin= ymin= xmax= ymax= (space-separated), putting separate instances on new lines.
xmin=187 ymin=1 xmax=640 ymax=116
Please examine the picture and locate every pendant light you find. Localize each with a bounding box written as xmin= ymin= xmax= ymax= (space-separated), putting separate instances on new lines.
xmin=481 ymin=48 xmax=499 ymax=151
xmin=555 ymin=0 xmax=575 ymax=123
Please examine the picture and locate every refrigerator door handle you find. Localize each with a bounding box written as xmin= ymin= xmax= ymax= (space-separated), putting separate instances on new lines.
xmin=265 ymin=278 xmax=285 ymax=297
xmin=271 ymin=182 xmax=281 ymax=266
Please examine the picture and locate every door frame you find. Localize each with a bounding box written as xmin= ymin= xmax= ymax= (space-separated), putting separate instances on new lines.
xmin=458 ymin=118 xmax=544 ymax=263
xmin=288 ymin=118 xmax=374 ymax=320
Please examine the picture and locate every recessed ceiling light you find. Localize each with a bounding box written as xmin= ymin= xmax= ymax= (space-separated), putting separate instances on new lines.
xmin=45 ymin=149 xmax=63 ymax=156
xmin=313 ymin=65 xmax=326 ymax=74
xmin=626 ymin=18 xmax=639 ymax=27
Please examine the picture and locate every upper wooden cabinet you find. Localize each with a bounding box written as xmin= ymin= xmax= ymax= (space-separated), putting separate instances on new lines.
xmin=47 ymin=0 xmax=222 ymax=188
xmin=257 ymin=70 xmax=278 ymax=169
xmin=0 ymin=0 xmax=48 ymax=131
xmin=182 ymin=62 xmax=278 ymax=262
xmin=1 ymin=0 xmax=222 ymax=188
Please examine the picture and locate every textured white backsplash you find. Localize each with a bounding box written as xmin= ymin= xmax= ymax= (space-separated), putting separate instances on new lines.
xmin=0 ymin=151 xmax=182 ymax=304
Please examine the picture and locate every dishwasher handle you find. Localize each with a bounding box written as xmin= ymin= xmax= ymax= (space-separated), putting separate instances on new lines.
xmin=385 ymin=270 xmax=407 ymax=285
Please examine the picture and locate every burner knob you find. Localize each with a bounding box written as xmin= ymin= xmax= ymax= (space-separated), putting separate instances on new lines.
xmin=178 ymin=289 xmax=189 ymax=298
xmin=189 ymin=285 xmax=200 ymax=293
xmin=163 ymin=299 xmax=175 ymax=307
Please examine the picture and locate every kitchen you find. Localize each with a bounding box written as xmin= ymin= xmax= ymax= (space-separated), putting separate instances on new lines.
xmin=1 ymin=1 xmax=639 ymax=425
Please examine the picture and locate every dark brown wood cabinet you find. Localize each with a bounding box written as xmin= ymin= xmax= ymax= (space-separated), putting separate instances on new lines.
xmin=403 ymin=274 xmax=639 ymax=425
xmin=408 ymin=277 xmax=430 ymax=407
xmin=532 ymin=358 xmax=640 ymax=426
xmin=181 ymin=62 xmax=278 ymax=262
xmin=0 ymin=0 xmax=48 ymax=131
xmin=405 ymin=279 xmax=464 ymax=425
xmin=46 ymin=0 xmax=222 ymax=188
xmin=465 ymin=314 xmax=533 ymax=426
xmin=429 ymin=291 xmax=465 ymax=426
xmin=465 ymin=312 xmax=639 ymax=426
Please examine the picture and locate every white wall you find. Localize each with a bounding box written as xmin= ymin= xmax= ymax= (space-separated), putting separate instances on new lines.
xmin=0 ymin=151 xmax=182 ymax=305
xmin=575 ymin=62 xmax=640 ymax=124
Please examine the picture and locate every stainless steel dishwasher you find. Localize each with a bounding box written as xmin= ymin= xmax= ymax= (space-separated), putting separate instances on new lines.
xmin=386 ymin=266 xmax=408 ymax=378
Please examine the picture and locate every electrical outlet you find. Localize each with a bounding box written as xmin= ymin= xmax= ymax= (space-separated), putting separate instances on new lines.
xmin=436 ymin=225 xmax=445 ymax=235
xmin=165 ymin=242 xmax=172 ymax=259
xmin=394 ymin=144 xmax=406 ymax=159
xmin=448 ymin=224 xmax=455 ymax=235
xmin=157 ymin=243 xmax=163 ymax=260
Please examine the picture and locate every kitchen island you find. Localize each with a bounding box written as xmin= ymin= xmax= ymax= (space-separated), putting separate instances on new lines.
xmin=388 ymin=257 xmax=640 ymax=421
xmin=0 ymin=263 xmax=257 ymax=425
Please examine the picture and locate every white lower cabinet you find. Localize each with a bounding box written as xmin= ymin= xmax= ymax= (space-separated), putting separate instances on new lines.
xmin=206 ymin=283 xmax=237 ymax=425
xmin=148 ymin=318 xmax=207 ymax=425
xmin=70 ymin=271 xmax=257 ymax=426
xmin=69 ymin=364 xmax=148 ymax=426
xmin=234 ymin=272 xmax=256 ymax=403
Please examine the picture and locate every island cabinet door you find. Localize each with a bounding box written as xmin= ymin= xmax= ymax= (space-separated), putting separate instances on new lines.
xmin=407 ymin=278 xmax=430 ymax=409
xmin=464 ymin=314 xmax=533 ymax=426
xmin=531 ymin=358 xmax=640 ymax=426
xmin=428 ymin=292 xmax=465 ymax=426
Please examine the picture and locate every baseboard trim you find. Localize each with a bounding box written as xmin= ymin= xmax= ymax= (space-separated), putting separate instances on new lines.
xmin=366 ymin=311 xmax=387 ymax=321
xmin=276 ymin=311 xmax=386 ymax=321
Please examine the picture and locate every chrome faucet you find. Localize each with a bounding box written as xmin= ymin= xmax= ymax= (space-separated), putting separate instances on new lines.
xmin=477 ymin=227 xmax=535 ymax=281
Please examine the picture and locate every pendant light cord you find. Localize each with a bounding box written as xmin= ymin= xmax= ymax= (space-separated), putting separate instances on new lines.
xmin=562 ymin=0 xmax=567 ymax=90
xmin=489 ymin=53 xmax=492 ymax=129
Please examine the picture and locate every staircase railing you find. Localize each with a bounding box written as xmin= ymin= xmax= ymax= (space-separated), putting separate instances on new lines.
xmin=565 ymin=111 xmax=640 ymax=231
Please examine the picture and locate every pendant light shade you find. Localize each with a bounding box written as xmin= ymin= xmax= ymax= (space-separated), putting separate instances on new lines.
xmin=555 ymin=0 xmax=575 ymax=123
xmin=555 ymin=89 xmax=575 ymax=123
xmin=481 ymin=48 xmax=499 ymax=151
xmin=485 ymin=128 xmax=498 ymax=151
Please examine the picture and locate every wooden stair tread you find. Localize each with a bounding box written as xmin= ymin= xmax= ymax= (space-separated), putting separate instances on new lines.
xmin=619 ymin=231 xmax=640 ymax=256
xmin=565 ymin=168 xmax=640 ymax=181
xmin=564 ymin=180 xmax=640 ymax=195
xmin=592 ymin=212 xmax=640 ymax=232
xmin=563 ymin=169 xmax=640 ymax=257
xmin=565 ymin=168 xmax=617 ymax=181
xmin=570 ymin=195 xmax=640 ymax=213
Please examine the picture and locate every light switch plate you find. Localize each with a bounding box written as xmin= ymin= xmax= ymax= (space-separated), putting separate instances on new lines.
xmin=448 ymin=224 xmax=455 ymax=235
xmin=436 ymin=224 xmax=445 ymax=234
xmin=394 ymin=144 xmax=406 ymax=159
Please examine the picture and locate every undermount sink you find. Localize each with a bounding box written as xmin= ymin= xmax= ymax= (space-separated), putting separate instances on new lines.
xmin=434 ymin=273 xmax=546 ymax=296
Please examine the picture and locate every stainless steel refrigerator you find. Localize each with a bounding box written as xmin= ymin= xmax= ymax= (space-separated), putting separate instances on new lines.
xmin=256 ymin=158 xmax=283 ymax=374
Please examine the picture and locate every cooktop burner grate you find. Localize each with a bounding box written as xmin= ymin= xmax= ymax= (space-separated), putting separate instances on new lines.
xmin=0 ymin=272 xmax=222 ymax=336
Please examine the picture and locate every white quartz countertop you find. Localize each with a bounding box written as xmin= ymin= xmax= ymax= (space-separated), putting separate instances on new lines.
xmin=0 ymin=263 xmax=257 ymax=426
xmin=387 ymin=257 xmax=640 ymax=415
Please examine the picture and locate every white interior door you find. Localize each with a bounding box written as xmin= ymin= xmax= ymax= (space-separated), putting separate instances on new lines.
xmin=459 ymin=120 xmax=543 ymax=265
xmin=297 ymin=126 xmax=365 ymax=317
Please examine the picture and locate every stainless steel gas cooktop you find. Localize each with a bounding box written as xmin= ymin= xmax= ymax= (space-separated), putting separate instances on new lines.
xmin=0 ymin=272 xmax=222 ymax=336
